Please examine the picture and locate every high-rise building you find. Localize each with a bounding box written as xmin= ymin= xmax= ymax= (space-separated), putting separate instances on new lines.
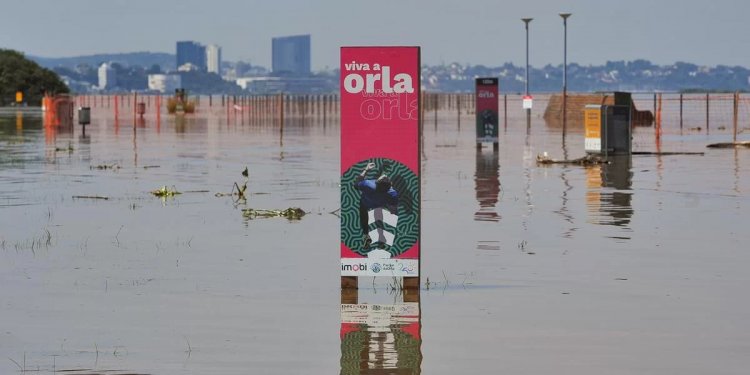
xmin=176 ymin=41 xmax=206 ymax=71
xmin=98 ymin=63 xmax=116 ymax=90
xmin=272 ymin=34 xmax=311 ymax=76
xmin=206 ymin=44 xmax=222 ymax=75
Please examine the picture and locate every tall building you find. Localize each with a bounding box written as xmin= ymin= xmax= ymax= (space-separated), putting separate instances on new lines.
xmin=272 ymin=34 xmax=311 ymax=76
xmin=98 ymin=63 xmax=116 ymax=90
xmin=176 ymin=41 xmax=206 ymax=71
xmin=206 ymin=44 xmax=222 ymax=75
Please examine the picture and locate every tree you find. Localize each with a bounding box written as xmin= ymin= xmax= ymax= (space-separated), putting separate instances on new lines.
xmin=0 ymin=49 xmax=69 ymax=105
xmin=179 ymin=70 xmax=243 ymax=95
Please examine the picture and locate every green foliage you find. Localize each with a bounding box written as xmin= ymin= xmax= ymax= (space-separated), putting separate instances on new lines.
xmin=110 ymin=63 xmax=148 ymax=91
xmin=0 ymin=49 xmax=69 ymax=106
xmin=179 ymin=71 xmax=243 ymax=95
xmin=52 ymin=65 xmax=97 ymax=85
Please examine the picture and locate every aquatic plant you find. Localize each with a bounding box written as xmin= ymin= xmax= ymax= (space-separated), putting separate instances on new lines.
xmin=241 ymin=207 xmax=305 ymax=220
xmin=91 ymin=163 xmax=120 ymax=170
xmin=151 ymin=186 xmax=181 ymax=197
xmin=215 ymin=167 xmax=249 ymax=202
xmin=536 ymin=153 xmax=607 ymax=165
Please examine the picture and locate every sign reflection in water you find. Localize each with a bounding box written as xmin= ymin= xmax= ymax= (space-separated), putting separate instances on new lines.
xmin=474 ymin=149 xmax=501 ymax=222
xmin=340 ymin=291 xmax=422 ymax=374
xmin=586 ymin=155 xmax=633 ymax=228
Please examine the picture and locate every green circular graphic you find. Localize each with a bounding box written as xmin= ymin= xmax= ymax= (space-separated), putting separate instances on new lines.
xmin=341 ymin=158 xmax=419 ymax=257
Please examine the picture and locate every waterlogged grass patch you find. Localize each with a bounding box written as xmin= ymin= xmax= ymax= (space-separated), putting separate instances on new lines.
xmin=151 ymin=186 xmax=182 ymax=197
xmin=242 ymin=207 xmax=306 ymax=220
xmin=215 ymin=166 xmax=249 ymax=203
xmin=54 ymin=142 xmax=74 ymax=153
xmin=91 ymin=163 xmax=120 ymax=170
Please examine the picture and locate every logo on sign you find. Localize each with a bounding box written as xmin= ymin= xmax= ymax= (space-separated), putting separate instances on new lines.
xmin=341 ymin=263 xmax=368 ymax=272
xmin=371 ymin=263 xmax=381 ymax=273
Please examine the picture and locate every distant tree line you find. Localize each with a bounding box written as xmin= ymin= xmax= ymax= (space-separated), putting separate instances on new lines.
xmin=421 ymin=59 xmax=750 ymax=93
xmin=53 ymin=63 xmax=244 ymax=94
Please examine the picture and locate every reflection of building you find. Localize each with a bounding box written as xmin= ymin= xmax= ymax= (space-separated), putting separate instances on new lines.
xmin=236 ymin=76 xmax=335 ymax=94
xmin=176 ymin=41 xmax=206 ymax=71
xmin=98 ymin=63 xmax=116 ymax=90
xmin=474 ymin=150 xmax=501 ymax=222
xmin=586 ymin=156 xmax=633 ymax=227
xmin=206 ymin=44 xmax=222 ymax=75
xmin=272 ymin=34 xmax=311 ymax=76
xmin=340 ymin=300 xmax=422 ymax=374
xmin=148 ymin=74 xmax=182 ymax=93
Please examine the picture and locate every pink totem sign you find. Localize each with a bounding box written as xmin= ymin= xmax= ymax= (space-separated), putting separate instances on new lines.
xmin=340 ymin=46 xmax=421 ymax=277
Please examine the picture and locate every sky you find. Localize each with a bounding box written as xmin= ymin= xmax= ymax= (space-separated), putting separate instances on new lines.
xmin=1 ymin=0 xmax=749 ymax=70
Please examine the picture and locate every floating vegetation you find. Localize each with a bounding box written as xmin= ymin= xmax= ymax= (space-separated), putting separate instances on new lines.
xmin=1 ymin=228 xmax=52 ymax=252
xmin=706 ymin=141 xmax=750 ymax=148
xmin=215 ymin=182 xmax=247 ymax=198
xmin=55 ymin=142 xmax=74 ymax=153
xmin=233 ymin=181 xmax=247 ymax=199
xmin=631 ymin=151 xmax=704 ymax=156
xmin=536 ymin=153 xmax=608 ymax=165
xmin=73 ymin=195 xmax=109 ymax=200
xmin=215 ymin=167 xmax=249 ymax=202
xmin=91 ymin=163 xmax=120 ymax=170
xmin=151 ymin=186 xmax=182 ymax=197
xmin=242 ymin=207 xmax=306 ymax=220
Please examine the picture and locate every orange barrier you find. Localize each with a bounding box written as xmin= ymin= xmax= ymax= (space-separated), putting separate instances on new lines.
xmin=42 ymin=94 xmax=75 ymax=127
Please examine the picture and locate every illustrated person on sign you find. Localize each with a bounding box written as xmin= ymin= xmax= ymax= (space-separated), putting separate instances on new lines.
xmin=355 ymin=162 xmax=399 ymax=249
xmin=481 ymin=109 xmax=496 ymax=137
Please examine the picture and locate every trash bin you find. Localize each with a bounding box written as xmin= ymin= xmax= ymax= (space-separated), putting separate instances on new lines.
xmin=78 ymin=106 xmax=90 ymax=126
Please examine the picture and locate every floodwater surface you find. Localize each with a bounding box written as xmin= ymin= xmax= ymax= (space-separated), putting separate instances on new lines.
xmin=1 ymin=100 xmax=750 ymax=374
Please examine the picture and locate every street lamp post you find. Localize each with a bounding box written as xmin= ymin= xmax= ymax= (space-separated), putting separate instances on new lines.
xmin=521 ymin=17 xmax=533 ymax=130
xmin=560 ymin=13 xmax=571 ymax=133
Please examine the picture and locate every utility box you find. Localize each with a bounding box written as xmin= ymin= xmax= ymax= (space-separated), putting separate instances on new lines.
xmin=584 ymin=104 xmax=631 ymax=155
xmin=78 ymin=106 xmax=91 ymax=126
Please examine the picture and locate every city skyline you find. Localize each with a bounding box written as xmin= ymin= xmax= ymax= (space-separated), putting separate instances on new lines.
xmin=1 ymin=0 xmax=748 ymax=70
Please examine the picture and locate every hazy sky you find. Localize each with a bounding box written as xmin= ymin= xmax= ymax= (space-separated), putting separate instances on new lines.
xmin=1 ymin=0 xmax=748 ymax=69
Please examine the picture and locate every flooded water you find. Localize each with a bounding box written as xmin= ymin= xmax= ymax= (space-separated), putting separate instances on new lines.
xmin=1 ymin=101 xmax=750 ymax=374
